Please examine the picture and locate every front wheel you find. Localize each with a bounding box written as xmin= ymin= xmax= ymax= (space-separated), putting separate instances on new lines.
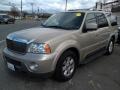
xmin=54 ymin=50 xmax=77 ymax=81
xmin=106 ymin=39 xmax=114 ymax=55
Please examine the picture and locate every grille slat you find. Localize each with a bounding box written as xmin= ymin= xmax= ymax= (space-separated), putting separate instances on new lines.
xmin=6 ymin=39 xmax=27 ymax=54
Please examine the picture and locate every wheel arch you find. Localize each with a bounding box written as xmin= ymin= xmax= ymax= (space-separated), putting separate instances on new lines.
xmin=108 ymin=34 xmax=115 ymax=43
xmin=62 ymin=47 xmax=80 ymax=65
xmin=53 ymin=46 xmax=80 ymax=71
xmin=111 ymin=35 xmax=115 ymax=42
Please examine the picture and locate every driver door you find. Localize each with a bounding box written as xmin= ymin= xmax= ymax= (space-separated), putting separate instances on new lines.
xmin=79 ymin=13 xmax=99 ymax=60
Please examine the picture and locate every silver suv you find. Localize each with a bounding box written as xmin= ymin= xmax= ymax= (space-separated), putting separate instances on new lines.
xmin=3 ymin=11 xmax=118 ymax=81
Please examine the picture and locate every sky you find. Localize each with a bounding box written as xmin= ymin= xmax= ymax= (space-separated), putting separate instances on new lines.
xmin=0 ymin=0 xmax=111 ymax=13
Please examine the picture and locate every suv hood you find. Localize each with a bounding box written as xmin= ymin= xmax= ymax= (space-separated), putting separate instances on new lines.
xmin=7 ymin=27 xmax=72 ymax=43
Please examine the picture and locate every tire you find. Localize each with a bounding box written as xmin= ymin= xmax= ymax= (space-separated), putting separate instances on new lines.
xmin=106 ymin=39 xmax=114 ymax=55
xmin=54 ymin=50 xmax=77 ymax=82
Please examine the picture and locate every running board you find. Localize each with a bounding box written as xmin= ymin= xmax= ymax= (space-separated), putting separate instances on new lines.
xmin=81 ymin=47 xmax=106 ymax=64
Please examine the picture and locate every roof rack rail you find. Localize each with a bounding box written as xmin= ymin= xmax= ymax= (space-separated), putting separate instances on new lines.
xmin=68 ymin=9 xmax=91 ymax=11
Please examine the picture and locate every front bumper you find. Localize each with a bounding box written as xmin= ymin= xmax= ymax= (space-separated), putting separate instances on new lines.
xmin=3 ymin=48 xmax=56 ymax=74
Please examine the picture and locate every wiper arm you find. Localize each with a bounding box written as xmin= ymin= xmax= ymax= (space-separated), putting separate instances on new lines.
xmin=47 ymin=26 xmax=62 ymax=28
xmin=45 ymin=25 xmax=67 ymax=29
xmin=42 ymin=25 xmax=77 ymax=30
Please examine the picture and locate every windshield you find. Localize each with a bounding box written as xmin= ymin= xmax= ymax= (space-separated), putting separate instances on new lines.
xmin=43 ymin=12 xmax=85 ymax=30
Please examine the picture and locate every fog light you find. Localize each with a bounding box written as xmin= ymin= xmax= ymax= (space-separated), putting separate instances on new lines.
xmin=29 ymin=63 xmax=39 ymax=71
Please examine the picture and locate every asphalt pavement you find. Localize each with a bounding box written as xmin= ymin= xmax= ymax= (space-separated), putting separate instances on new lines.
xmin=0 ymin=20 xmax=41 ymax=41
xmin=0 ymin=17 xmax=120 ymax=90
xmin=0 ymin=43 xmax=120 ymax=90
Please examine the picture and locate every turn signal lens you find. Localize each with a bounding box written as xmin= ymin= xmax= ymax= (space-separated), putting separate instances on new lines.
xmin=44 ymin=44 xmax=51 ymax=54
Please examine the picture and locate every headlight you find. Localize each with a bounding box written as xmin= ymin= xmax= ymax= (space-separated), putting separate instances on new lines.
xmin=28 ymin=43 xmax=51 ymax=54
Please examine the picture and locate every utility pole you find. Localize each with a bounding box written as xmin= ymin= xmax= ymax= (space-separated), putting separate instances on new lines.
xmin=65 ymin=0 xmax=68 ymax=11
xmin=30 ymin=3 xmax=34 ymax=19
xmin=30 ymin=3 xmax=34 ymax=15
xmin=21 ymin=0 xmax=22 ymax=19
xmin=37 ymin=7 xmax=39 ymax=15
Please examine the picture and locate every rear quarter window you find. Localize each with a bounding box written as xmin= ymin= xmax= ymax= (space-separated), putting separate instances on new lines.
xmin=108 ymin=15 xmax=118 ymax=26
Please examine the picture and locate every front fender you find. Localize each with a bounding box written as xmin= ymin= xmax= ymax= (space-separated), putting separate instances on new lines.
xmin=51 ymin=40 xmax=80 ymax=70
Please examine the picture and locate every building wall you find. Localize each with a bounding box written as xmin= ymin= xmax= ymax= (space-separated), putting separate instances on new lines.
xmin=96 ymin=0 xmax=119 ymax=12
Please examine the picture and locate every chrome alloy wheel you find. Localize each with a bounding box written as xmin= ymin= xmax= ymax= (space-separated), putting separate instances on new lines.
xmin=109 ymin=41 xmax=113 ymax=53
xmin=62 ymin=56 xmax=75 ymax=77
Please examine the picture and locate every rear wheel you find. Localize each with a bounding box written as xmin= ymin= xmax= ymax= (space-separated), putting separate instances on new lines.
xmin=54 ymin=50 xmax=77 ymax=81
xmin=106 ymin=39 xmax=114 ymax=55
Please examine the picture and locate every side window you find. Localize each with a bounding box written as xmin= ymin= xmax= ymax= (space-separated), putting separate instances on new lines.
xmin=86 ymin=13 xmax=97 ymax=24
xmin=96 ymin=13 xmax=109 ymax=28
xmin=83 ymin=13 xmax=97 ymax=32
xmin=109 ymin=16 xmax=118 ymax=26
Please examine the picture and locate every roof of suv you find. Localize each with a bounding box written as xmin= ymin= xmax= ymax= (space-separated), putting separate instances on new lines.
xmin=66 ymin=10 xmax=105 ymax=13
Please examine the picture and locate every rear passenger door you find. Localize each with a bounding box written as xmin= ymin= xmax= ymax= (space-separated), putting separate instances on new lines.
xmin=95 ymin=13 xmax=111 ymax=48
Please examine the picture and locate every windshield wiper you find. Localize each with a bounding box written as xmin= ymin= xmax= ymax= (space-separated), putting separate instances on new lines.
xmin=44 ymin=25 xmax=69 ymax=29
xmin=42 ymin=25 xmax=78 ymax=30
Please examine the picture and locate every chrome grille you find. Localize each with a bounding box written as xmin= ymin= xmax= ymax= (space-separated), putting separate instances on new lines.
xmin=6 ymin=38 xmax=27 ymax=54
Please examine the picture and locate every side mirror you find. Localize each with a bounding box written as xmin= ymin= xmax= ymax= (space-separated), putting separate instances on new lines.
xmin=86 ymin=23 xmax=98 ymax=31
